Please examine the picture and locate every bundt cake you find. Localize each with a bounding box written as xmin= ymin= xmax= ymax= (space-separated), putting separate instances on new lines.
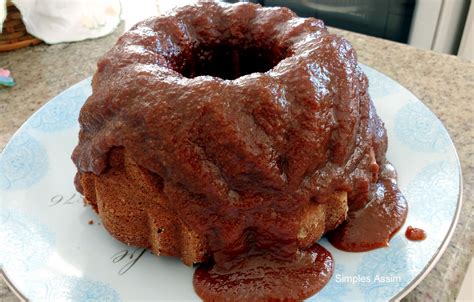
xmin=72 ymin=1 xmax=406 ymax=300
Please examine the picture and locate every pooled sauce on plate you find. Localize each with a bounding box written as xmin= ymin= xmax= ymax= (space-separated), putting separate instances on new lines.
xmin=328 ymin=162 xmax=408 ymax=251
xmin=193 ymin=163 xmax=408 ymax=301
xmin=405 ymin=226 xmax=427 ymax=241
xmin=194 ymin=243 xmax=333 ymax=302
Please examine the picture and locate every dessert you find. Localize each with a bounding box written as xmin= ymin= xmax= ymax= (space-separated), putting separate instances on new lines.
xmin=72 ymin=2 xmax=407 ymax=300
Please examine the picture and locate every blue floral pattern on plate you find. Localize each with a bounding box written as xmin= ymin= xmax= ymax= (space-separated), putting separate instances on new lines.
xmin=0 ymin=132 xmax=48 ymax=191
xmin=362 ymin=65 xmax=402 ymax=100
xmin=0 ymin=209 xmax=119 ymax=302
xmin=27 ymin=78 xmax=91 ymax=132
xmin=0 ymin=65 xmax=462 ymax=301
xmin=0 ymin=209 xmax=54 ymax=272
xmin=356 ymin=236 xmax=418 ymax=302
xmin=27 ymin=276 xmax=120 ymax=302
xmin=394 ymin=102 xmax=450 ymax=153
xmin=406 ymin=161 xmax=459 ymax=228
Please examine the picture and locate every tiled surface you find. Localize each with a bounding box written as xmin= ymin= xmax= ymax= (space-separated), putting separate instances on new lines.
xmin=0 ymin=20 xmax=473 ymax=302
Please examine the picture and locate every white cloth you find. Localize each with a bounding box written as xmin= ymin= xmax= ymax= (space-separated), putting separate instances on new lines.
xmin=0 ymin=0 xmax=7 ymax=33
xmin=1 ymin=0 xmax=121 ymax=44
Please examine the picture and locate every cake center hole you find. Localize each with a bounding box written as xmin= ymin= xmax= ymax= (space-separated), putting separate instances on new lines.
xmin=180 ymin=43 xmax=287 ymax=80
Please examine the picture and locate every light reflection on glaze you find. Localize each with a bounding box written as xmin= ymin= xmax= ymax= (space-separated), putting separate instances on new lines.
xmin=72 ymin=2 xmax=398 ymax=301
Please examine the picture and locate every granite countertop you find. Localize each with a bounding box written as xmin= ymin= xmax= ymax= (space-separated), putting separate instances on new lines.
xmin=0 ymin=24 xmax=473 ymax=301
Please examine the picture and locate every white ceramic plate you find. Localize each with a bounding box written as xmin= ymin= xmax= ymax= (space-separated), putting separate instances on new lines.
xmin=0 ymin=65 xmax=462 ymax=301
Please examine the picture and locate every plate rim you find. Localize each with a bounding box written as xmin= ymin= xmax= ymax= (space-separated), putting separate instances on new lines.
xmin=1 ymin=271 xmax=27 ymax=301
xmin=0 ymin=66 xmax=464 ymax=301
xmin=392 ymin=170 xmax=463 ymax=301
xmin=360 ymin=64 xmax=465 ymax=301
xmin=0 ymin=78 xmax=92 ymax=301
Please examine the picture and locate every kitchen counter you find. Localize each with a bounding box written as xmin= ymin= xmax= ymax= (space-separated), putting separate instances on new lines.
xmin=0 ymin=24 xmax=473 ymax=301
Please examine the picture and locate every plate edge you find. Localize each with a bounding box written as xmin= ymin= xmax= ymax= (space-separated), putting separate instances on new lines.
xmin=391 ymin=153 xmax=464 ymax=301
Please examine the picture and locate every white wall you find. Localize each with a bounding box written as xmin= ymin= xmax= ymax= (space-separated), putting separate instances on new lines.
xmin=458 ymin=1 xmax=473 ymax=61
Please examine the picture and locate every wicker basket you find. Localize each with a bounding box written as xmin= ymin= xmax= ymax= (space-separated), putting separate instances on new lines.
xmin=0 ymin=0 xmax=41 ymax=52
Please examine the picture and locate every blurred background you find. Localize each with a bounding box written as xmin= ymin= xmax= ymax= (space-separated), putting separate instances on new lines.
xmin=1 ymin=0 xmax=472 ymax=60
xmin=124 ymin=0 xmax=473 ymax=60
xmin=224 ymin=0 xmax=473 ymax=60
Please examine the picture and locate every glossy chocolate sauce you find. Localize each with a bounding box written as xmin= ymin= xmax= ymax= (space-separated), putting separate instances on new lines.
xmin=71 ymin=2 xmax=408 ymax=301
xmin=194 ymin=162 xmax=407 ymax=301
xmin=328 ymin=162 xmax=408 ymax=251
xmin=194 ymin=244 xmax=333 ymax=302
xmin=405 ymin=226 xmax=426 ymax=241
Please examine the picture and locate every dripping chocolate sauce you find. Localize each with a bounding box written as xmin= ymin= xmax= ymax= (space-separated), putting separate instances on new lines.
xmin=194 ymin=161 xmax=408 ymax=301
xmin=327 ymin=162 xmax=408 ymax=251
xmin=194 ymin=244 xmax=333 ymax=302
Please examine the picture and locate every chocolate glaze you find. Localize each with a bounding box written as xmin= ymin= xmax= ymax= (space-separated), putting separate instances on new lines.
xmin=71 ymin=2 xmax=406 ymax=300
xmin=194 ymin=243 xmax=333 ymax=302
xmin=406 ymin=226 xmax=426 ymax=241
xmin=328 ymin=162 xmax=408 ymax=251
